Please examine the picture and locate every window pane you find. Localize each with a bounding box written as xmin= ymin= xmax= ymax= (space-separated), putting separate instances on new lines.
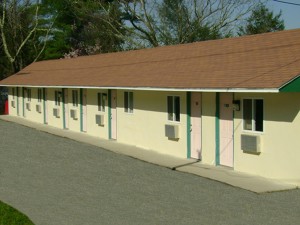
xmin=124 ymin=92 xmax=128 ymax=112
xmin=254 ymin=99 xmax=263 ymax=132
xmin=174 ymin=96 xmax=180 ymax=122
xmin=72 ymin=90 xmax=78 ymax=107
xmin=28 ymin=89 xmax=31 ymax=101
xmin=98 ymin=93 xmax=101 ymax=111
xmin=102 ymin=94 xmax=106 ymax=112
xmin=167 ymin=96 xmax=173 ymax=121
xmin=55 ymin=91 xmax=57 ymax=105
xmin=129 ymin=92 xmax=133 ymax=113
xmin=243 ymin=99 xmax=252 ymax=130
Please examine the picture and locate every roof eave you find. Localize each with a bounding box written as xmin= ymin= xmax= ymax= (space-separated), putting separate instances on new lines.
xmin=0 ymin=84 xmax=279 ymax=93
xmin=279 ymin=74 xmax=300 ymax=92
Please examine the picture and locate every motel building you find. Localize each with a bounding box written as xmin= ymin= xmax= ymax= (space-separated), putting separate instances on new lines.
xmin=1 ymin=29 xmax=300 ymax=186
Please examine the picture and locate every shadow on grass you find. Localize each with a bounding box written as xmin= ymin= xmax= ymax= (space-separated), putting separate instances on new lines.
xmin=0 ymin=200 xmax=34 ymax=225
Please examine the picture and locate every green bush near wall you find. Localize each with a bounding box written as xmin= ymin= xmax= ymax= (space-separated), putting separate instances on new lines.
xmin=0 ymin=200 xmax=34 ymax=225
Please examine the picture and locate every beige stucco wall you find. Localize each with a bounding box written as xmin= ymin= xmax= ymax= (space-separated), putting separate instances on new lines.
xmin=66 ymin=88 xmax=81 ymax=132
xmin=201 ymin=92 xmax=217 ymax=165
xmin=23 ymin=88 xmax=44 ymax=123
xmin=86 ymin=89 xmax=109 ymax=139
xmin=8 ymin=87 xmax=18 ymax=116
xmin=47 ymin=88 xmax=64 ymax=129
xmin=234 ymin=92 xmax=300 ymax=185
xmin=8 ymin=86 xmax=300 ymax=184
xmin=116 ymin=90 xmax=188 ymax=158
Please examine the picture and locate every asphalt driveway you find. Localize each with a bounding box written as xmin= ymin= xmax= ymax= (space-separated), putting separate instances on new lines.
xmin=0 ymin=120 xmax=299 ymax=225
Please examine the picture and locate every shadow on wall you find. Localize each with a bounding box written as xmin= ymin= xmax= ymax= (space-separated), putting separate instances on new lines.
xmin=234 ymin=93 xmax=300 ymax=123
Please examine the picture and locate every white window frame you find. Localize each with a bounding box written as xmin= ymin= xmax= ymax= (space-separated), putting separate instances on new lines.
xmin=124 ymin=91 xmax=133 ymax=113
xmin=72 ymin=90 xmax=79 ymax=107
xmin=55 ymin=91 xmax=61 ymax=106
xmin=37 ymin=88 xmax=42 ymax=103
xmin=27 ymin=88 xmax=31 ymax=102
xmin=12 ymin=87 xmax=15 ymax=99
xmin=167 ymin=96 xmax=180 ymax=122
xmin=97 ymin=92 xmax=106 ymax=112
xmin=242 ymin=98 xmax=264 ymax=133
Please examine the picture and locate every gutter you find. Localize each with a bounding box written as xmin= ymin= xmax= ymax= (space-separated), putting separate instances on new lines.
xmin=0 ymin=84 xmax=279 ymax=93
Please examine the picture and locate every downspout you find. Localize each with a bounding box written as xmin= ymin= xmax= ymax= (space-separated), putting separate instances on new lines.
xmin=62 ymin=88 xmax=66 ymax=129
xmin=43 ymin=88 xmax=46 ymax=124
xmin=80 ymin=88 xmax=83 ymax=132
xmin=16 ymin=87 xmax=19 ymax=116
xmin=108 ymin=90 xmax=112 ymax=139
xmin=215 ymin=93 xmax=220 ymax=166
xmin=22 ymin=87 xmax=25 ymax=117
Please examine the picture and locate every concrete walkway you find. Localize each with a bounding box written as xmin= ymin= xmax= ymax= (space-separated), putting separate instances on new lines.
xmin=0 ymin=115 xmax=297 ymax=193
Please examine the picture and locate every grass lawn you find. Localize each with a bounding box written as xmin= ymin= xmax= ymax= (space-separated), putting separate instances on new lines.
xmin=0 ymin=200 xmax=34 ymax=225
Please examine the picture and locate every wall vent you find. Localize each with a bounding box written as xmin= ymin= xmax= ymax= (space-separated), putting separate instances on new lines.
xmin=95 ymin=114 xmax=104 ymax=126
xmin=165 ymin=124 xmax=179 ymax=139
xmin=53 ymin=108 xmax=60 ymax=118
xmin=241 ymin=134 xmax=261 ymax=153
xmin=70 ymin=109 xmax=78 ymax=120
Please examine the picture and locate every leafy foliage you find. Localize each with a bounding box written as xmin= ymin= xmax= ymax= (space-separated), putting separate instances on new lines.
xmin=238 ymin=4 xmax=285 ymax=35
xmin=40 ymin=0 xmax=125 ymax=59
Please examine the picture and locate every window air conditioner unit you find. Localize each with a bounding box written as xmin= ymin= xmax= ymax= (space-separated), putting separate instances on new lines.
xmin=36 ymin=104 xmax=42 ymax=113
xmin=26 ymin=102 xmax=31 ymax=111
xmin=95 ymin=114 xmax=105 ymax=126
xmin=70 ymin=109 xmax=78 ymax=120
xmin=53 ymin=108 xmax=60 ymax=118
xmin=165 ymin=124 xmax=179 ymax=139
xmin=241 ymin=134 xmax=261 ymax=153
xmin=11 ymin=100 xmax=15 ymax=108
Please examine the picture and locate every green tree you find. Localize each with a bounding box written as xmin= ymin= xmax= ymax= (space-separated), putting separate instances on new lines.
xmin=157 ymin=0 xmax=221 ymax=45
xmin=40 ymin=0 xmax=125 ymax=59
xmin=238 ymin=4 xmax=285 ymax=35
xmin=0 ymin=0 xmax=50 ymax=73
xmin=0 ymin=0 xmax=52 ymax=76
xmin=100 ymin=0 xmax=265 ymax=48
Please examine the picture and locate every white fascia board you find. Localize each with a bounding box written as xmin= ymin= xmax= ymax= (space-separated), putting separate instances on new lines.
xmin=0 ymin=84 xmax=279 ymax=93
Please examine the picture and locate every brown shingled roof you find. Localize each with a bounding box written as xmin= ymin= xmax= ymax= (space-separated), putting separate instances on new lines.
xmin=1 ymin=29 xmax=300 ymax=91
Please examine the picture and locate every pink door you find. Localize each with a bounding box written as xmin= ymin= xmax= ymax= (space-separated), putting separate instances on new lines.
xmin=110 ymin=90 xmax=117 ymax=140
xmin=82 ymin=89 xmax=87 ymax=132
xmin=191 ymin=93 xmax=202 ymax=159
xmin=219 ymin=93 xmax=234 ymax=167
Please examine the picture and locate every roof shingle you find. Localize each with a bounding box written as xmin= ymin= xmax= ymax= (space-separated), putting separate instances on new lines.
xmin=1 ymin=29 xmax=300 ymax=91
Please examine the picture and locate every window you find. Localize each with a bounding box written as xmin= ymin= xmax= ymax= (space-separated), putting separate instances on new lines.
xmin=12 ymin=88 xmax=15 ymax=99
xmin=124 ymin=91 xmax=133 ymax=113
xmin=168 ymin=96 xmax=180 ymax=122
xmin=97 ymin=93 xmax=106 ymax=112
xmin=27 ymin=89 xmax=31 ymax=102
xmin=243 ymin=99 xmax=263 ymax=132
xmin=72 ymin=90 xmax=78 ymax=107
xmin=55 ymin=91 xmax=61 ymax=106
xmin=37 ymin=88 xmax=42 ymax=103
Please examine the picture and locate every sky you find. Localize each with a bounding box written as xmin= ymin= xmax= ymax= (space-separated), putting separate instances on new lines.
xmin=267 ymin=0 xmax=300 ymax=29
